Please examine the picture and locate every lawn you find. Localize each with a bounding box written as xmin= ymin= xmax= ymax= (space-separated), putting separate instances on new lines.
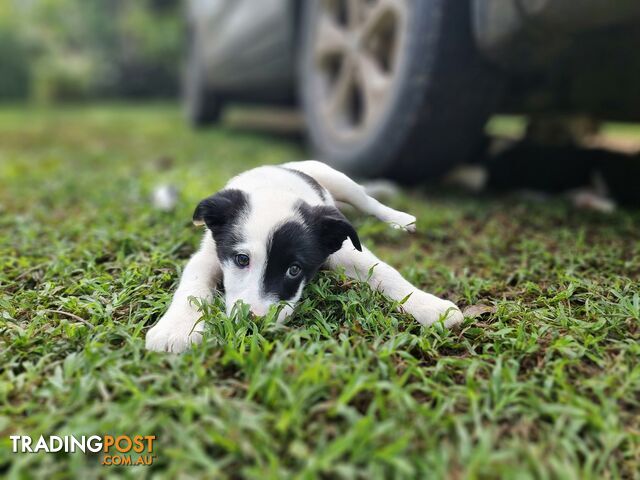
xmin=1 ymin=105 xmax=639 ymax=479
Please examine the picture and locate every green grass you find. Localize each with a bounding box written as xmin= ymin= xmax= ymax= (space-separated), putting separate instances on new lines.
xmin=1 ymin=104 xmax=639 ymax=479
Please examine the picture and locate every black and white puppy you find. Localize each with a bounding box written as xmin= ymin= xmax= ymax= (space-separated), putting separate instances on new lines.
xmin=146 ymin=161 xmax=463 ymax=353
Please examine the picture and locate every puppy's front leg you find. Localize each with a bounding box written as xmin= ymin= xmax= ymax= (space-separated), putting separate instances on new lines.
xmin=146 ymin=233 xmax=221 ymax=353
xmin=327 ymin=242 xmax=463 ymax=327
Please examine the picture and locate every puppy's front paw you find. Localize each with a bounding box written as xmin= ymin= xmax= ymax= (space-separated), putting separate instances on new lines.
xmin=402 ymin=291 xmax=463 ymax=328
xmin=145 ymin=311 xmax=203 ymax=353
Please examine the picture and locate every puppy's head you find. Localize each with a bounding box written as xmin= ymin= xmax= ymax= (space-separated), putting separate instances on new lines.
xmin=193 ymin=189 xmax=361 ymax=320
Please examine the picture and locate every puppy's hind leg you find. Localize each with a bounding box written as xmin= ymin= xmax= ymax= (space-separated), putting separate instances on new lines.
xmin=327 ymin=242 xmax=463 ymax=327
xmin=284 ymin=160 xmax=417 ymax=232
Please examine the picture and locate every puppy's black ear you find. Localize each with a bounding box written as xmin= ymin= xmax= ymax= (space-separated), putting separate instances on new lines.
xmin=312 ymin=206 xmax=362 ymax=254
xmin=192 ymin=189 xmax=247 ymax=231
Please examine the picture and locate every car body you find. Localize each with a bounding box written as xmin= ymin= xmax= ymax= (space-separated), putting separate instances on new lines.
xmin=184 ymin=0 xmax=640 ymax=181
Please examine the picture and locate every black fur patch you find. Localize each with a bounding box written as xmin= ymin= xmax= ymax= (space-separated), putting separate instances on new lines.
xmin=193 ymin=189 xmax=249 ymax=261
xmin=262 ymin=202 xmax=361 ymax=301
xmin=263 ymin=221 xmax=326 ymax=301
xmin=281 ymin=167 xmax=327 ymax=201
xmin=297 ymin=202 xmax=361 ymax=253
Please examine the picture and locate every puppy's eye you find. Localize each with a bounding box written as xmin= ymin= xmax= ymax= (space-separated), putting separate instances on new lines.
xmin=235 ymin=254 xmax=250 ymax=267
xmin=286 ymin=264 xmax=301 ymax=278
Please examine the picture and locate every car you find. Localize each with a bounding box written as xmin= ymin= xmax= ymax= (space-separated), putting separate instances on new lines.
xmin=184 ymin=0 xmax=640 ymax=183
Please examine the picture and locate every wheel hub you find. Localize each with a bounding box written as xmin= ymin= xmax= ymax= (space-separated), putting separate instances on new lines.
xmin=311 ymin=0 xmax=408 ymax=141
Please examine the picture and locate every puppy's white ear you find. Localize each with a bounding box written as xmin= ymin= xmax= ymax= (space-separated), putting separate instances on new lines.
xmin=192 ymin=189 xmax=248 ymax=231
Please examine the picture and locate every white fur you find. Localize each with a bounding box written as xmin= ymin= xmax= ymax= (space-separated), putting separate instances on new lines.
xmin=221 ymin=188 xmax=311 ymax=317
xmin=284 ymin=161 xmax=417 ymax=231
xmin=146 ymin=161 xmax=462 ymax=353
xmin=227 ymin=166 xmax=325 ymax=207
xmin=327 ymin=242 xmax=463 ymax=327
xmin=145 ymin=233 xmax=220 ymax=352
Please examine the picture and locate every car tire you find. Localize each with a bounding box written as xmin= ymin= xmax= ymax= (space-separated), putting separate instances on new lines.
xmin=299 ymin=0 xmax=504 ymax=183
xmin=183 ymin=30 xmax=223 ymax=127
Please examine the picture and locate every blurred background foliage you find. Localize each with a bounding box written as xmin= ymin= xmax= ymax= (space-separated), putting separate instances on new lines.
xmin=0 ymin=0 xmax=182 ymax=103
